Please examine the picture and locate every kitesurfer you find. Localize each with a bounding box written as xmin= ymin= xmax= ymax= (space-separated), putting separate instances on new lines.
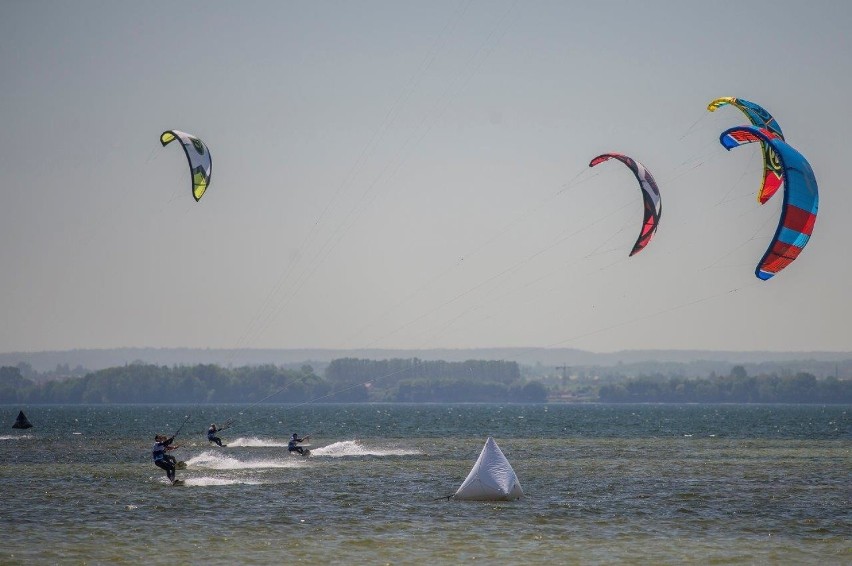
xmin=207 ymin=423 xmax=224 ymax=447
xmin=288 ymin=433 xmax=308 ymax=455
xmin=152 ymin=434 xmax=180 ymax=483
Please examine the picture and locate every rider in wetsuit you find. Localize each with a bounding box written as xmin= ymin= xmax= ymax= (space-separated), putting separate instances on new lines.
xmin=152 ymin=434 xmax=179 ymax=483
xmin=207 ymin=424 xmax=223 ymax=447
xmin=288 ymin=433 xmax=307 ymax=455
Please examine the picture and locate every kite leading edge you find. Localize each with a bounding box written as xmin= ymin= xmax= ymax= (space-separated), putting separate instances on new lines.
xmin=160 ymin=130 xmax=212 ymax=202
xmin=589 ymin=153 xmax=663 ymax=257
xmin=719 ymin=126 xmax=818 ymax=281
xmin=708 ymin=97 xmax=784 ymax=204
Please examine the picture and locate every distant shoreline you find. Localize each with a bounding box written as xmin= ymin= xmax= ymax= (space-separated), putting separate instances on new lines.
xmin=4 ymin=346 xmax=852 ymax=373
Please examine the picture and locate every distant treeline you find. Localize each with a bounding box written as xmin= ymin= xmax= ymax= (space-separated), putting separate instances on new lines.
xmin=326 ymin=358 xmax=546 ymax=402
xmin=598 ymin=371 xmax=852 ymax=403
xmin=0 ymin=358 xmax=547 ymax=404
xmin=0 ymin=363 xmax=339 ymax=404
xmin=3 ymin=361 xmax=848 ymax=404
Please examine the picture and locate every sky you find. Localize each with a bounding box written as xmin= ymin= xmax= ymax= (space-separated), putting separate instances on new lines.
xmin=2 ymin=0 xmax=851 ymax=354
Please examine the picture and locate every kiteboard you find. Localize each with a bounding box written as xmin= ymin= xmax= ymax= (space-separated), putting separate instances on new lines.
xmin=171 ymin=479 xmax=185 ymax=486
xmin=289 ymin=445 xmax=311 ymax=457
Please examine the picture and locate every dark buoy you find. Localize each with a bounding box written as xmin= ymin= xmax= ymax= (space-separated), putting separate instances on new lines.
xmin=12 ymin=410 xmax=32 ymax=429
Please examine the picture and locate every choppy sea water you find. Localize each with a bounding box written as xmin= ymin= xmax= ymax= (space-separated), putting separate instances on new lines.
xmin=0 ymin=404 xmax=849 ymax=564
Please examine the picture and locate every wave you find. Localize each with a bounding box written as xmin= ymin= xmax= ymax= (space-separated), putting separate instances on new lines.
xmin=157 ymin=476 xmax=263 ymax=487
xmin=185 ymin=450 xmax=305 ymax=470
xmin=311 ymin=440 xmax=422 ymax=458
xmin=0 ymin=435 xmax=32 ymax=441
xmin=181 ymin=477 xmax=263 ymax=487
xmin=225 ymin=436 xmax=288 ymax=448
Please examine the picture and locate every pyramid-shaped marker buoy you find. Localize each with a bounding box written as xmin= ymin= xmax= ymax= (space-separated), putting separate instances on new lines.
xmin=12 ymin=410 xmax=32 ymax=429
xmin=453 ymin=436 xmax=523 ymax=501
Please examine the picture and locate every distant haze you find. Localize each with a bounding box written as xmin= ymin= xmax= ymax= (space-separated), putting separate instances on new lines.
xmin=2 ymin=1 xmax=851 ymax=353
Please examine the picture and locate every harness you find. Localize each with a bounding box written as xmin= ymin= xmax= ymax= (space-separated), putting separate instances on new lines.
xmin=152 ymin=441 xmax=167 ymax=462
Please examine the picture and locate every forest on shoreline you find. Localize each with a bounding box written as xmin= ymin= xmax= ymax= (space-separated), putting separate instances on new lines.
xmin=597 ymin=371 xmax=850 ymax=403
xmin=1 ymin=358 xmax=849 ymax=404
xmin=0 ymin=358 xmax=547 ymax=404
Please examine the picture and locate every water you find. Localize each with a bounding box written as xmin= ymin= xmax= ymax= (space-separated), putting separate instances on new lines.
xmin=1 ymin=404 xmax=849 ymax=564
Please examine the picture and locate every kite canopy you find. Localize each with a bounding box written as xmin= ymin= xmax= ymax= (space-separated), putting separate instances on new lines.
xmin=588 ymin=153 xmax=662 ymax=256
xmin=454 ymin=437 xmax=523 ymax=501
xmin=708 ymin=97 xmax=784 ymax=204
xmin=720 ymin=126 xmax=818 ymax=281
xmin=160 ymin=130 xmax=212 ymax=202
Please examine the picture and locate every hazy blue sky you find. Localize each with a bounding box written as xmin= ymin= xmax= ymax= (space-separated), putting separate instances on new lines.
xmin=2 ymin=0 xmax=851 ymax=353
